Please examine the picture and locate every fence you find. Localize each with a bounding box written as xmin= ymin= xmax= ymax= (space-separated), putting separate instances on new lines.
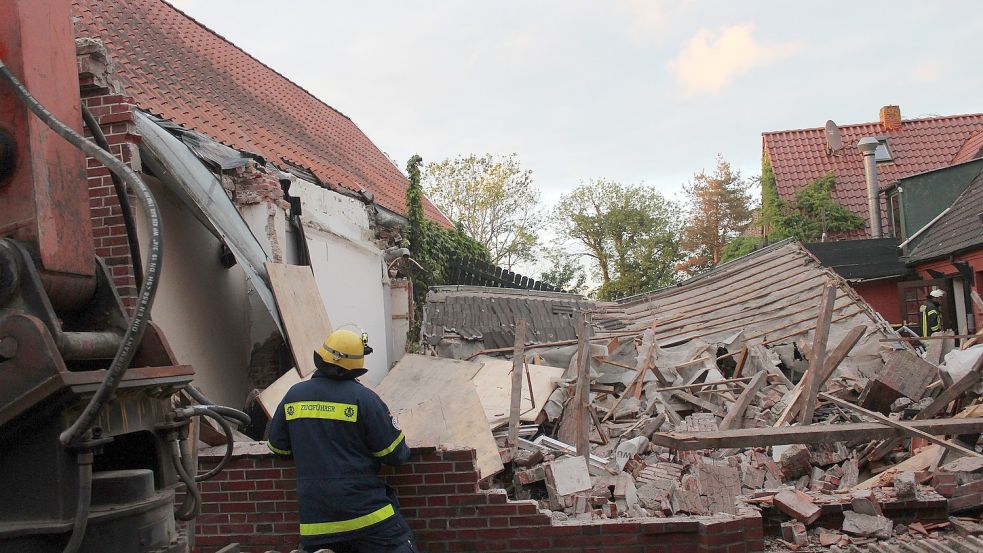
xmin=448 ymin=256 xmax=562 ymax=292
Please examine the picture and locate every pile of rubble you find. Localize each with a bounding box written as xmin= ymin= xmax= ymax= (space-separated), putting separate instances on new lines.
xmin=477 ymin=318 xmax=983 ymax=550
xmin=418 ymin=243 xmax=983 ymax=550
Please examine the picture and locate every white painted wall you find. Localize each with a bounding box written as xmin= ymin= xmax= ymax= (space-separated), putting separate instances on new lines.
xmin=136 ymin=177 xmax=253 ymax=407
xmin=289 ymin=178 xmax=393 ymax=384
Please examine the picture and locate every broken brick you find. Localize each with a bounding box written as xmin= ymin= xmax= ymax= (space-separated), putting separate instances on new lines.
xmin=774 ymin=489 xmax=821 ymax=525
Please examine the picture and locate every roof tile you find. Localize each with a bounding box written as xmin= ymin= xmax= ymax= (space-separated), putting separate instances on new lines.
xmin=764 ymin=114 xmax=983 ymax=238
xmin=73 ymin=0 xmax=449 ymax=224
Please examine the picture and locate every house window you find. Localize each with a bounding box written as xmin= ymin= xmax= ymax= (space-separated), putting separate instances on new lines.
xmin=889 ymin=192 xmax=902 ymax=239
xmin=875 ymin=139 xmax=893 ymax=162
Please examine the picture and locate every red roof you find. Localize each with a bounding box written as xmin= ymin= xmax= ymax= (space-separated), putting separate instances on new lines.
xmin=952 ymin=131 xmax=983 ymax=164
xmin=763 ymin=113 xmax=983 ymax=239
xmin=73 ymin=0 xmax=449 ymax=225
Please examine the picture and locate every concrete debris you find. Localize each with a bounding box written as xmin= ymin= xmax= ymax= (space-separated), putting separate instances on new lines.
xmin=841 ymin=511 xmax=894 ymax=539
xmin=781 ymin=521 xmax=808 ymax=545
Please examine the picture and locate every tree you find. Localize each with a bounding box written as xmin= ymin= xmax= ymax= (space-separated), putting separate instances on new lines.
xmin=553 ymin=179 xmax=683 ymax=300
xmin=678 ymin=156 xmax=755 ymax=274
xmin=769 ymin=172 xmax=864 ymax=242
xmin=423 ymin=154 xmax=540 ymax=270
xmin=538 ymin=244 xmax=588 ymax=294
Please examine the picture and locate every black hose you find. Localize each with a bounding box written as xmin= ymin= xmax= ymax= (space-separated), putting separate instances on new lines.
xmin=0 ymin=56 xmax=164 ymax=447
xmin=185 ymin=385 xmax=251 ymax=426
xmin=170 ymin=440 xmax=200 ymax=521
xmin=192 ymin=407 xmax=235 ymax=482
xmin=62 ymin=453 xmax=93 ymax=553
xmin=80 ymin=103 xmax=144 ymax=289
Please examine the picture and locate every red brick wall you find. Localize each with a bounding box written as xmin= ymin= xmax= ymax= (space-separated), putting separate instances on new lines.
xmin=850 ymin=279 xmax=903 ymax=324
xmin=79 ymin=78 xmax=141 ymax=308
xmin=192 ymin=447 xmax=764 ymax=553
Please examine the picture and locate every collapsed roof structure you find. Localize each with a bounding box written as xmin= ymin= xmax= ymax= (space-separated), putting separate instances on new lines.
xmin=416 ymin=240 xmax=983 ymax=550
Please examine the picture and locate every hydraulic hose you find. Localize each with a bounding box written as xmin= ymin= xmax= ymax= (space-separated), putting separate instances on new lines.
xmin=170 ymin=439 xmax=200 ymax=521
xmin=185 ymin=385 xmax=251 ymax=426
xmin=0 ymin=56 xmax=164 ymax=447
xmin=175 ymin=405 xmax=236 ymax=482
xmin=61 ymin=452 xmax=94 ymax=553
xmin=80 ymin=103 xmax=144 ymax=289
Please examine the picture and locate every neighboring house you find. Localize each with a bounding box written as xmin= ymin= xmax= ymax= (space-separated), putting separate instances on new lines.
xmin=763 ymin=106 xmax=983 ymax=239
xmin=72 ymin=0 xmax=448 ymax=408
xmin=761 ymin=106 xmax=983 ymax=324
xmin=902 ymin=168 xmax=983 ymax=336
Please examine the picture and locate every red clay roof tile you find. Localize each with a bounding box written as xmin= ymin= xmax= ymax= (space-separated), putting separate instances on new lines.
xmin=73 ymin=0 xmax=449 ymax=225
xmin=763 ymin=113 xmax=983 ymax=239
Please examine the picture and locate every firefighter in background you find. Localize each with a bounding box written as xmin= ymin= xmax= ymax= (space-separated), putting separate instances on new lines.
xmin=267 ymin=329 xmax=417 ymax=553
xmin=920 ymin=289 xmax=945 ymax=337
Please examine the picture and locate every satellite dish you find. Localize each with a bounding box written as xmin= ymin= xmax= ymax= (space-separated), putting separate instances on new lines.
xmin=825 ymin=120 xmax=843 ymax=154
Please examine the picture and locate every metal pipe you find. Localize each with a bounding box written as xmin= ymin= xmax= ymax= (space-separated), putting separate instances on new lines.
xmin=858 ymin=137 xmax=883 ymax=238
xmin=61 ymin=331 xmax=124 ymax=361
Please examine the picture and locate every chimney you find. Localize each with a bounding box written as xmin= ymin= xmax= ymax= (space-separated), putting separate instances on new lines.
xmin=879 ymin=105 xmax=902 ymax=131
xmin=858 ymin=137 xmax=883 ymax=238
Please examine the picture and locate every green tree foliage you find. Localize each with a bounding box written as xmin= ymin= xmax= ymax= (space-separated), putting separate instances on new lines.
xmin=678 ymin=155 xmax=755 ymax=275
xmin=553 ymin=179 xmax=683 ymax=300
xmin=759 ymin=153 xmax=781 ymax=234
xmin=538 ymin=244 xmax=588 ymax=294
xmin=423 ymin=154 xmax=540 ymax=270
xmin=405 ymin=155 xmax=490 ymax=342
xmin=770 ymin=172 xmax=864 ymax=242
xmin=720 ymin=235 xmax=764 ymax=262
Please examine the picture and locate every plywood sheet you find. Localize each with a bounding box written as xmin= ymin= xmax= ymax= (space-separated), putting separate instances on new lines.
xmin=471 ymin=358 xmax=565 ymax=428
xmin=266 ymin=263 xmax=333 ymax=377
xmin=257 ymin=368 xmax=309 ymax=418
xmin=375 ymin=354 xmax=504 ymax=478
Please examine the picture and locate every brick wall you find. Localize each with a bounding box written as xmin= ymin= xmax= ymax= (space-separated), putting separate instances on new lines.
xmin=78 ymin=45 xmax=142 ymax=308
xmin=192 ymin=445 xmax=764 ymax=553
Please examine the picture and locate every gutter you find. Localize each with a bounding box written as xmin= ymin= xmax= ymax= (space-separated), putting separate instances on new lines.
xmin=898 ymin=207 xmax=951 ymax=252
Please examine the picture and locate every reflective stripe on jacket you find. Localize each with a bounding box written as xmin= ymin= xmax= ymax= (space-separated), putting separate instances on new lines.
xmin=266 ymin=369 xmax=410 ymax=547
xmin=920 ymin=301 xmax=942 ymax=337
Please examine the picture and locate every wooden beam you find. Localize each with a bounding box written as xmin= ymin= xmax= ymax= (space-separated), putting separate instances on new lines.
xmin=465 ymin=329 xmax=639 ymax=359
xmin=819 ymin=393 xmax=982 ymax=458
xmin=798 ymin=284 xmax=836 ymax=425
xmin=651 ymin=418 xmax=983 ymax=450
xmin=719 ymin=371 xmax=768 ymax=431
xmin=777 ymin=325 xmax=867 ymax=426
xmin=574 ymin=312 xmax=592 ymax=459
xmin=880 ymin=335 xmax=981 ymax=342
xmin=732 ymin=345 xmax=749 ymax=379
xmin=652 ymin=376 xmax=754 ymax=394
xmin=507 ymin=319 xmax=528 ymax=457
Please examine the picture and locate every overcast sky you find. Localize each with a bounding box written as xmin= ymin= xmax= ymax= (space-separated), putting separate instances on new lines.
xmin=168 ymin=0 xmax=982 ymax=207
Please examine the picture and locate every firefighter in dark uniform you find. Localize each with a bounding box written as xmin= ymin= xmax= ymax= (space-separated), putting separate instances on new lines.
xmin=267 ymin=329 xmax=417 ymax=553
xmin=920 ymin=289 xmax=945 ymax=337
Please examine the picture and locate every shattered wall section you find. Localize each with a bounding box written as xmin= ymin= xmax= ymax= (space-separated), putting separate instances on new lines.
xmin=78 ymin=37 xmax=142 ymax=308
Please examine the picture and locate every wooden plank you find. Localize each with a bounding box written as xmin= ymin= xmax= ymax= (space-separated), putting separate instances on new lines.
xmin=507 ymin=319 xmax=528 ymax=455
xmin=651 ymin=418 xmax=983 ymax=450
xmin=819 ymin=393 xmax=982 ymax=458
xmin=653 ymin=376 xmax=754 ymax=394
xmin=732 ymin=346 xmax=749 ymax=379
xmin=265 ymin=263 xmax=333 ymax=377
xmin=257 ymin=369 xmax=307 ymax=418
xmin=471 ymin=359 xmax=564 ymax=429
xmin=798 ymin=284 xmax=836 ymax=425
xmin=575 ymin=313 xmax=592 ymax=458
xmin=719 ymin=371 xmax=768 ymax=431
xmin=375 ymin=354 xmax=504 ymax=478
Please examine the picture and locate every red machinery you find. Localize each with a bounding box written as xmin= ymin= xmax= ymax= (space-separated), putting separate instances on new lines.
xmin=0 ymin=2 xmax=238 ymax=551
